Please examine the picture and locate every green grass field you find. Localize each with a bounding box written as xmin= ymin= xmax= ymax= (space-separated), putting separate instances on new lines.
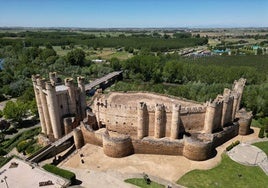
xmin=253 ymin=141 xmax=268 ymax=156
xmin=177 ymin=154 xmax=268 ymax=188
xmin=125 ymin=178 xmax=165 ymax=188
xmin=53 ymin=46 xmax=132 ymax=60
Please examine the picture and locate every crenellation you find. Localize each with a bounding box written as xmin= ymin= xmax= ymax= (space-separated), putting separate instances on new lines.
xmin=49 ymin=72 xmax=57 ymax=86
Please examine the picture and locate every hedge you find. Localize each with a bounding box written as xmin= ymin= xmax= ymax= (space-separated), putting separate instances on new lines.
xmin=226 ymin=140 xmax=240 ymax=151
xmin=43 ymin=164 xmax=76 ymax=184
xmin=258 ymin=127 xmax=265 ymax=138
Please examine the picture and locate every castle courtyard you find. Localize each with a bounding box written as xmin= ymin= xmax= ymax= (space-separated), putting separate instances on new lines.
xmin=59 ymin=127 xmax=260 ymax=188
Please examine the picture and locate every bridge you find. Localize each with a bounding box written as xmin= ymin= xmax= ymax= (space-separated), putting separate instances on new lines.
xmin=85 ymin=70 xmax=123 ymax=92
xmin=27 ymin=132 xmax=74 ymax=163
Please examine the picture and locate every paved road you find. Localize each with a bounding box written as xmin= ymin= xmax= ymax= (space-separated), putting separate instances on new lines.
xmin=227 ymin=142 xmax=268 ymax=175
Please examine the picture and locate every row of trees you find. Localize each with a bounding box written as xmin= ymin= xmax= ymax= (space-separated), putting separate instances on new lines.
xmin=0 ymin=31 xmax=208 ymax=52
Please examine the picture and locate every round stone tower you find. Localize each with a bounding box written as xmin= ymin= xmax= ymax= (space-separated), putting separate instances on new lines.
xmin=36 ymin=77 xmax=53 ymax=135
xmin=77 ymin=76 xmax=87 ymax=120
xmin=170 ymin=104 xmax=181 ymax=139
xmin=137 ymin=102 xmax=147 ymax=139
xmin=46 ymin=82 xmax=62 ymax=139
xmin=204 ymin=101 xmax=216 ymax=134
xmin=73 ymin=128 xmax=84 ymax=149
xmin=65 ymin=78 xmax=77 ymax=115
xmin=154 ymin=104 xmax=165 ymax=138
xmin=32 ymin=75 xmax=46 ymax=134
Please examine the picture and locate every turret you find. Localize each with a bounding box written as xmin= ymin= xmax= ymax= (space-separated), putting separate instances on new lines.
xmin=77 ymin=76 xmax=87 ymax=119
xmin=65 ymin=78 xmax=77 ymax=115
xmin=154 ymin=104 xmax=165 ymax=138
xmin=36 ymin=77 xmax=53 ymax=135
xmin=221 ymin=89 xmax=234 ymax=126
xmin=73 ymin=128 xmax=84 ymax=149
xmin=170 ymin=104 xmax=181 ymax=139
xmin=49 ymin=72 xmax=57 ymax=86
xmin=204 ymin=100 xmax=223 ymax=133
xmin=46 ymin=82 xmax=62 ymax=139
xmin=232 ymin=78 xmax=246 ymax=111
xmin=232 ymin=93 xmax=240 ymax=120
xmin=32 ymin=75 xmax=46 ymax=134
xmin=137 ymin=102 xmax=147 ymax=139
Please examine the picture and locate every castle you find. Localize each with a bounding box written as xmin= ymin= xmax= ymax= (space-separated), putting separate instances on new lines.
xmin=32 ymin=73 xmax=252 ymax=161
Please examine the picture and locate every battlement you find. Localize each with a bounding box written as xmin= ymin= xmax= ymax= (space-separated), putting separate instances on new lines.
xmin=96 ymin=99 xmax=206 ymax=114
xmin=45 ymin=81 xmax=55 ymax=90
xmin=173 ymin=104 xmax=181 ymax=111
xmin=155 ymin=103 xmax=164 ymax=111
xmin=205 ymin=99 xmax=223 ymax=108
xmin=180 ymin=106 xmax=206 ymax=114
xmin=49 ymin=72 xmax=57 ymax=86
xmin=233 ymin=78 xmax=246 ymax=91
xmin=138 ymin=102 xmax=147 ymax=110
xmin=77 ymin=76 xmax=85 ymax=84
xmin=64 ymin=78 xmax=74 ymax=86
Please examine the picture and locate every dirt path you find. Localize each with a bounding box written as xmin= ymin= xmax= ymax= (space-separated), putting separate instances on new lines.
xmin=59 ymin=127 xmax=260 ymax=187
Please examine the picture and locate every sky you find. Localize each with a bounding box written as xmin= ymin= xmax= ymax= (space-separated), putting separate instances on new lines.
xmin=0 ymin=0 xmax=268 ymax=28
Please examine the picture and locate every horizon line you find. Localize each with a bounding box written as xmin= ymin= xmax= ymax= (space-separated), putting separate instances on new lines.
xmin=1 ymin=26 xmax=268 ymax=30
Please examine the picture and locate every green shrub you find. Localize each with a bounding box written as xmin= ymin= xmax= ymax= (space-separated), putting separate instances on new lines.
xmin=226 ymin=144 xmax=233 ymax=151
xmin=16 ymin=140 xmax=28 ymax=153
xmin=264 ymin=124 xmax=268 ymax=133
xmin=0 ymin=156 xmax=13 ymax=168
xmin=0 ymin=148 xmax=7 ymax=156
xmin=1 ymin=127 xmax=41 ymax=153
xmin=226 ymin=140 xmax=240 ymax=151
xmin=258 ymin=127 xmax=265 ymax=138
xmin=25 ymin=144 xmax=42 ymax=155
xmin=16 ymin=139 xmax=36 ymax=153
xmin=234 ymin=140 xmax=240 ymax=145
xmin=43 ymin=164 xmax=76 ymax=184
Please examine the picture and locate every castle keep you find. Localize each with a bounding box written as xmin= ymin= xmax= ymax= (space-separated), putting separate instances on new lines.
xmin=32 ymin=73 xmax=86 ymax=140
xmin=32 ymin=73 xmax=252 ymax=161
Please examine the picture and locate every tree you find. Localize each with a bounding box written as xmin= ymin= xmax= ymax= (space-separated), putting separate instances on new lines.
xmin=257 ymin=48 xmax=263 ymax=55
xmin=66 ymin=49 xmax=85 ymax=66
xmin=45 ymin=42 xmax=53 ymax=49
xmin=110 ymin=57 xmax=121 ymax=71
xmin=3 ymin=101 xmax=28 ymax=124
xmin=0 ymin=119 xmax=10 ymax=132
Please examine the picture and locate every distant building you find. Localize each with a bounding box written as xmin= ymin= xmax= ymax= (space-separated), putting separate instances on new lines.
xmin=213 ymin=49 xmax=231 ymax=55
xmin=92 ymin=59 xmax=106 ymax=63
xmin=252 ymin=45 xmax=260 ymax=50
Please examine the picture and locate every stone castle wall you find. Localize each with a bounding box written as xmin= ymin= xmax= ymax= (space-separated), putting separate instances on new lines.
xmin=75 ymin=78 xmax=251 ymax=161
xmin=79 ymin=123 xmax=215 ymax=161
xmin=94 ymin=102 xmax=207 ymax=138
